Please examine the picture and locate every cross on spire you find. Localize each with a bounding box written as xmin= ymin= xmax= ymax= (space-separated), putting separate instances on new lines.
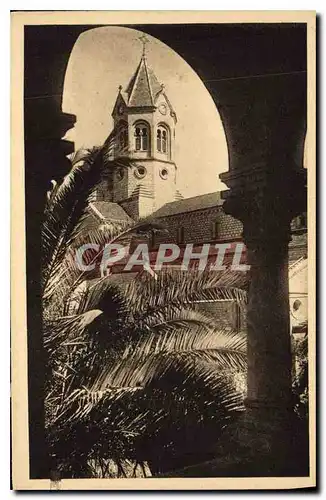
xmin=138 ymin=34 xmax=149 ymax=57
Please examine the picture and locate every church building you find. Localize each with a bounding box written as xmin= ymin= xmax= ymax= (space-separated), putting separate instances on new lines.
xmin=85 ymin=42 xmax=307 ymax=268
xmin=75 ymin=41 xmax=307 ymax=337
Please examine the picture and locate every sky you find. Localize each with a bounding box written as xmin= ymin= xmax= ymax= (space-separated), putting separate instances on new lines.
xmin=62 ymin=26 xmax=229 ymax=198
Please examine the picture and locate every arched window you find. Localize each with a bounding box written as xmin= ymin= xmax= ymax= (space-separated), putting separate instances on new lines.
xmin=134 ymin=122 xmax=149 ymax=151
xmin=117 ymin=123 xmax=128 ymax=153
xmin=157 ymin=125 xmax=169 ymax=154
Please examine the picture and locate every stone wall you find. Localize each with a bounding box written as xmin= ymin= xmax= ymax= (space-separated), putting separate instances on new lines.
xmin=151 ymin=205 xmax=306 ymax=265
xmin=195 ymin=300 xmax=247 ymax=332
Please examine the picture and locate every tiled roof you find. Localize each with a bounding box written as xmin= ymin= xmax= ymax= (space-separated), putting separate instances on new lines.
xmin=150 ymin=192 xmax=223 ymax=218
xmin=289 ymin=257 xmax=307 ymax=279
xmin=147 ymin=66 xmax=163 ymax=100
xmin=288 ymin=233 xmax=307 ymax=262
xmin=289 ymin=246 xmax=307 ymax=262
xmin=126 ymin=55 xmax=162 ymax=107
xmin=90 ymin=202 xmax=132 ymax=222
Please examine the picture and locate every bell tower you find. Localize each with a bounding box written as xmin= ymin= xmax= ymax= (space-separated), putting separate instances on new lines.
xmin=105 ymin=35 xmax=180 ymax=219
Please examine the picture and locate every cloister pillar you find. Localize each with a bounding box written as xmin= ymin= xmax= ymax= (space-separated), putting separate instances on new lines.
xmin=24 ymin=25 xmax=80 ymax=479
xmin=216 ymin=72 xmax=307 ymax=474
xmin=219 ymin=164 xmax=306 ymax=473
xmin=227 ymin=186 xmax=293 ymax=410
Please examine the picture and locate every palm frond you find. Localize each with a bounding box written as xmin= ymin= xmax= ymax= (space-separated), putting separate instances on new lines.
xmin=42 ymin=177 xmax=250 ymax=475
xmin=42 ymin=147 xmax=105 ymax=298
xmin=47 ymin=360 xmax=244 ymax=471
xmin=125 ymin=268 xmax=248 ymax=321
xmin=87 ymin=311 xmax=246 ymax=391
xmin=57 ymin=220 xmax=164 ymax=308
xmin=42 ymin=144 xmax=144 ymax=305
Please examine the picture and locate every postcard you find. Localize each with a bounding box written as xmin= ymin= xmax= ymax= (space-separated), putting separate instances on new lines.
xmin=11 ymin=10 xmax=316 ymax=490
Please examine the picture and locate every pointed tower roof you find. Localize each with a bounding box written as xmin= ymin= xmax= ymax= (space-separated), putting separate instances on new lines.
xmin=125 ymin=54 xmax=162 ymax=107
xmin=112 ymin=35 xmax=176 ymax=121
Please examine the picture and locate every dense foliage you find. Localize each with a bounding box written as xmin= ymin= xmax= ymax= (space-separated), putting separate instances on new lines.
xmin=42 ymin=145 xmax=248 ymax=477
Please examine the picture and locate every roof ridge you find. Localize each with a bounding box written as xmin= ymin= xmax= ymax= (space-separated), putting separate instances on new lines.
xmin=143 ymin=56 xmax=154 ymax=105
xmin=165 ymin=191 xmax=221 ymax=205
xmin=127 ymin=57 xmax=143 ymax=105
xmin=89 ymin=202 xmax=106 ymax=222
xmin=150 ymin=192 xmax=224 ymax=219
xmin=289 ymin=257 xmax=307 ymax=278
xmin=125 ymin=54 xmax=162 ymax=108
xmin=91 ymin=201 xmax=132 ymax=222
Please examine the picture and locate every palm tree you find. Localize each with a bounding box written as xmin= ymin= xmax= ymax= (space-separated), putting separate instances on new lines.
xmin=42 ymin=145 xmax=248 ymax=478
xmin=44 ymin=269 xmax=248 ymax=477
xmin=42 ymin=144 xmax=159 ymax=318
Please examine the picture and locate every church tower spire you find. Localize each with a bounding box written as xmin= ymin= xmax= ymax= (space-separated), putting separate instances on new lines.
xmin=139 ymin=33 xmax=149 ymax=58
xmin=106 ymin=35 xmax=179 ymax=219
xmin=123 ymin=35 xmax=165 ymax=109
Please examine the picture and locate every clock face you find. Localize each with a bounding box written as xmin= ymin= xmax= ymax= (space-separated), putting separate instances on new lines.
xmin=158 ymin=103 xmax=167 ymax=115
xmin=118 ymin=104 xmax=124 ymax=115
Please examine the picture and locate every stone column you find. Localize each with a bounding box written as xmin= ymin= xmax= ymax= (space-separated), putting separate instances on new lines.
xmin=243 ymin=203 xmax=292 ymax=412
xmin=218 ymin=165 xmax=307 ymax=475
xmin=24 ymin=27 xmax=79 ymax=479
